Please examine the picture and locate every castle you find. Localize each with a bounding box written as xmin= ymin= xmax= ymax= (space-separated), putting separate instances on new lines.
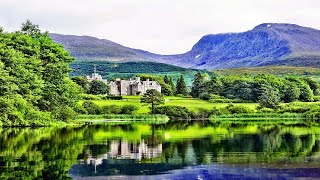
xmin=109 ymin=77 xmax=161 ymax=95
xmin=86 ymin=67 xmax=161 ymax=95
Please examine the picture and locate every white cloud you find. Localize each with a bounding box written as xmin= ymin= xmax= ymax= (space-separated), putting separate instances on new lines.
xmin=0 ymin=0 xmax=319 ymax=54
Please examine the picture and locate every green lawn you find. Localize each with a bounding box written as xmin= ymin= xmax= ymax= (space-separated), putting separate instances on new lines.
xmin=83 ymin=96 xmax=258 ymax=114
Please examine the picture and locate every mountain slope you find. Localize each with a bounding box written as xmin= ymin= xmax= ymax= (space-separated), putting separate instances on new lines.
xmin=50 ymin=23 xmax=320 ymax=69
xmin=50 ymin=33 xmax=155 ymax=62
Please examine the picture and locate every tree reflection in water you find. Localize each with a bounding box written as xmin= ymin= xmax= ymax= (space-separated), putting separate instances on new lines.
xmin=0 ymin=122 xmax=320 ymax=179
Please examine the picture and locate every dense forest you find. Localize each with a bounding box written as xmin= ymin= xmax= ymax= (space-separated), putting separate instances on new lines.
xmin=191 ymin=73 xmax=320 ymax=109
xmin=0 ymin=21 xmax=81 ymax=126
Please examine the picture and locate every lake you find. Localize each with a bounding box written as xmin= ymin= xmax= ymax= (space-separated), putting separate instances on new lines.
xmin=1 ymin=121 xmax=320 ymax=179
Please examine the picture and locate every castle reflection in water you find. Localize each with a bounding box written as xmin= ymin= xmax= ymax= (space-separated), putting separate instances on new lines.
xmin=80 ymin=139 xmax=162 ymax=166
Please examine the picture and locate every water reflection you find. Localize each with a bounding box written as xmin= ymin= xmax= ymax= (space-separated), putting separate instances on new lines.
xmin=0 ymin=122 xmax=320 ymax=179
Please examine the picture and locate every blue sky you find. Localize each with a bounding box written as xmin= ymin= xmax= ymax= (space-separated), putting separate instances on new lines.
xmin=0 ymin=0 xmax=319 ymax=54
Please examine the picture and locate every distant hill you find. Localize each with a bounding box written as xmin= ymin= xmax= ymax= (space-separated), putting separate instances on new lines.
xmin=214 ymin=66 xmax=320 ymax=76
xmin=70 ymin=61 xmax=201 ymax=86
xmin=70 ymin=61 xmax=190 ymax=77
xmin=50 ymin=23 xmax=320 ymax=69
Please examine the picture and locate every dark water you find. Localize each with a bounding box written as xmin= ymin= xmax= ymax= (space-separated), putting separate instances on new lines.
xmin=1 ymin=121 xmax=320 ymax=179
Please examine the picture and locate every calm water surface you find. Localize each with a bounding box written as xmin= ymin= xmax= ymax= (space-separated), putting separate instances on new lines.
xmin=1 ymin=121 xmax=320 ymax=179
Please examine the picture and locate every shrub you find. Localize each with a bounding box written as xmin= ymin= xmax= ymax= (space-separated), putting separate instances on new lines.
xmin=199 ymin=92 xmax=211 ymax=100
xmin=313 ymin=96 xmax=320 ymax=102
xmin=81 ymin=94 xmax=102 ymax=100
xmin=52 ymin=106 xmax=77 ymax=121
xmin=107 ymin=96 xmax=123 ymax=100
xmin=154 ymin=106 xmax=191 ymax=120
xmin=121 ymin=105 xmax=138 ymax=114
xmin=101 ymin=105 xmax=122 ymax=114
xmin=192 ymin=108 xmax=212 ymax=119
xmin=225 ymin=104 xmax=254 ymax=114
xmin=209 ymin=99 xmax=233 ymax=103
xmin=82 ymin=101 xmax=101 ymax=114
xmin=258 ymin=108 xmax=274 ymax=113
xmin=74 ymin=104 xmax=88 ymax=114
xmin=278 ymin=104 xmax=311 ymax=113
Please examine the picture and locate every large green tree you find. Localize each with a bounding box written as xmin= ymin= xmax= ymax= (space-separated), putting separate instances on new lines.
xmin=0 ymin=21 xmax=81 ymax=125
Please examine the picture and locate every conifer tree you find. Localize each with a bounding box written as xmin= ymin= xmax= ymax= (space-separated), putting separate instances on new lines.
xmin=176 ymin=75 xmax=188 ymax=96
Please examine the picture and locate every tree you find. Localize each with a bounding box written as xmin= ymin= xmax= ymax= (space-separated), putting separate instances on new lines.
xmin=20 ymin=19 xmax=41 ymax=36
xmin=140 ymin=89 xmax=165 ymax=114
xmin=71 ymin=76 xmax=90 ymax=93
xmin=176 ymin=75 xmax=188 ymax=96
xmin=191 ymin=72 xmax=207 ymax=98
xmin=89 ymin=80 xmax=109 ymax=95
xmin=206 ymin=75 xmax=222 ymax=95
xmin=258 ymin=85 xmax=280 ymax=109
xmin=164 ymin=75 xmax=170 ymax=84
xmin=299 ymin=84 xmax=314 ymax=102
xmin=169 ymin=77 xmax=176 ymax=94
xmin=162 ymin=75 xmax=174 ymax=96
xmin=0 ymin=21 xmax=81 ymax=125
xmin=283 ymin=81 xmax=300 ymax=103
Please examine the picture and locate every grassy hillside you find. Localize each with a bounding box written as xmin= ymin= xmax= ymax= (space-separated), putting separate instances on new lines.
xmin=215 ymin=66 xmax=320 ymax=77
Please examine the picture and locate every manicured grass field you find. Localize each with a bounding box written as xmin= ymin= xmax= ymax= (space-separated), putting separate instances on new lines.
xmin=82 ymin=96 xmax=259 ymax=114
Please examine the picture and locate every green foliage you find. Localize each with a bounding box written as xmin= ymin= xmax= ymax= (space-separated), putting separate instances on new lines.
xmin=225 ymin=104 xmax=254 ymax=114
xmin=299 ymin=84 xmax=314 ymax=102
xmin=258 ymin=85 xmax=280 ymax=109
xmin=52 ymin=106 xmax=77 ymax=122
xmin=82 ymin=101 xmax=101 ymax=115
xmin=199 ymin=92 xmax=211 ymax=100
xmin=283 ymin=81 xmax=300 ymax=103
xmin=154 ymin=106 xmax=191 ymax=120
xmin=0 ymin=21 xmax=82 ymax=126
xmin=176 ymin=75 xmax=189 ymax=96
xmin=140 ymin=89 xmax=165 ymax=114
xmin=101 ymin=105 xmax=122 ymax=114
xmin=191 ymin=72 xmax=207 ymax=97
xmin=71 ymin=76 xmax=90 ymax=93
xmin=107 ymin=95 xmax=123 ymax=100
xmin=89 ymin=80 xmax=109 ymax=95
xmin=191 ymin=72 xmax=317 ymax=106
xmin=121 ymin=105 xmax=138 ymax=115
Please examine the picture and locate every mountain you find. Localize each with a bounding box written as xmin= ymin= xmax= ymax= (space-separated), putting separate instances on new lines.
xmin=49 ymin=33 xmax=155 ymax=62
xmin=50 ymin=23 xmax=320 ymax=69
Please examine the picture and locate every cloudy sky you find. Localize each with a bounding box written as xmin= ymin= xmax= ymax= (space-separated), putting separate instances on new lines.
xmin=0 ymin=0 xmax=319 ymax=54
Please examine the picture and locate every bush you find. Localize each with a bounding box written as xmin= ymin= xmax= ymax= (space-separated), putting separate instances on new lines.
xmin=199 ymin=92 xmax=211 ymax=100
xmin=82 ymin=101 xmax=101 ymax=114
xmin=121 ymin=105 xmax=138 ymax=114
xmin=258 ymin=108 xmax=274 ymax=113
xmin=74 ymin=104 xmax=88 ymax=114
xmin=313 ymin=96 xmax=320 ymax=102
xmin=225 ymin=104 xmax=254 ymax=114
xmin=81 ymin=94 xmax=102 ymax=100
xmin=209 ymin=99 xmax=233 ymax=103
xmin=278 ymin=104 xmax=311 ymax=113
xmin=100 ymin=105 xmax=122 ymax=114
xmin=192 ymin=108 xmax=212 ymax=119
xmin=52 ymin=106 xmax=77 ymax=121
xmin=154 ymin=106 xmax=191 ymax=120
xmin=107 ymin=96 xmax=123 ymax=100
